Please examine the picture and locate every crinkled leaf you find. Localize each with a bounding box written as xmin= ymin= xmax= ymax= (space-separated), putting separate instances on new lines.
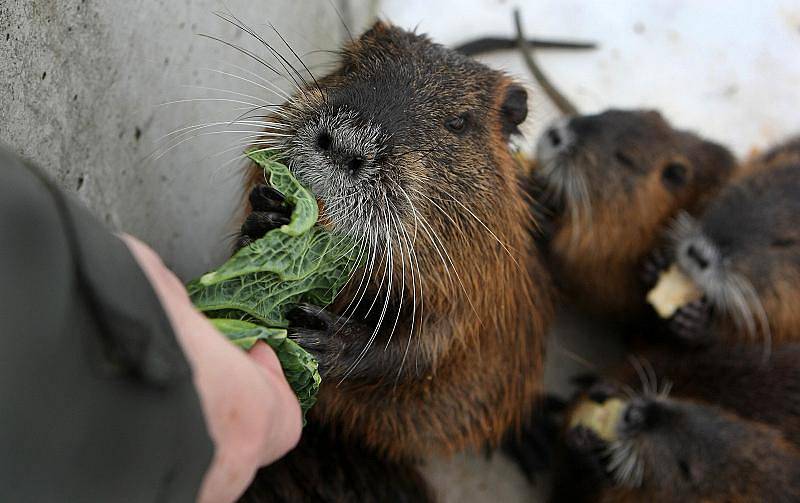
xmin=199 ymin=150 xmax=318 ymax=286
xmin=209 ymin=319 xmax=320 ymax=421
xmin=188 ymin=151 xmax=362 ymax=424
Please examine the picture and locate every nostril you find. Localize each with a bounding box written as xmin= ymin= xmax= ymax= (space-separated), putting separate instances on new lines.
xmin=316 ymin=131 xmax=332 ymax=151
xmin=547 ymin=127 xmax=562 ymax=148
xmin=346 ymin=155 xmax=365 ymax=176
xmin=624 ymin=404 xmax=645 ymax=428
xmin=687 ymin=244 xmax=710 ymax=270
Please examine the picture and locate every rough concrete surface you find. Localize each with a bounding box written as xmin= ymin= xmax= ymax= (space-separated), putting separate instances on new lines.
xmin=0 ymin=0 xmax=374 ymax=278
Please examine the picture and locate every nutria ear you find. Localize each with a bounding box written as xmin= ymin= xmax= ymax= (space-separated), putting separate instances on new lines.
xmin=501 ymin=84 xmax=528 ymax=137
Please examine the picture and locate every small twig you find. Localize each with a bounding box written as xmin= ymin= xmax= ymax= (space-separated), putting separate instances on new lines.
xmin=455 ymin=36 xmax=596 ymax=56
xmin=513 ymin=9 xmax=579 ymax=116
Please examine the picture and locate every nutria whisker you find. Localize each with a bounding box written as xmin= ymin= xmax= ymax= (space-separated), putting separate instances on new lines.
xmin=629 ymin=355 xmax=653 ymax=397
xmin=341 ymin=200 xmax=397 ymax=381
xmin=394 ymin=208 xmax=423 ymax=385
xmin=438 ymin=187 xmax=522 ymax=267
xmin=606 ymin=440 xmax=645 ymax=488
xmin=726 ymin=273 xmax=772 ymax=360
xmin=384 ymin=209 xmax=406 ymax=351
xmin=201 ymin=64 xmax=294 ymax=101
xmin=212 ymin=10 xmax=313 ymax=95
xmin=197 ymin=33 xmax=301 ymax=94
xmin=267 ymin=22 xmax=323 ymax=97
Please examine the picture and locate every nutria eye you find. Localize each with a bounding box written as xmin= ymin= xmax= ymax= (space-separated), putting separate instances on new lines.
xmin=662 ymin=161 xmax=688 ymax=189
xmin=445 ymin=114 xmax=468 ymax=134
xmin=615 ymin=150 xmax=636 ymax=168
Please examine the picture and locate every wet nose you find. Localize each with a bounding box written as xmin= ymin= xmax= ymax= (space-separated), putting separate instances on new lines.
xmin=315 ymin=130 xmax=365 ymax=176
xmin=546 ymin=126 xmax=563 ymax=148
xmin=686 ymin=243 xmax=710 ymax=270
xmin=537 ymin=118 xmax=572 ymax=158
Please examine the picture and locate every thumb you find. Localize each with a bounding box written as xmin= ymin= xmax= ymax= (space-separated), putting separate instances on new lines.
xmin=248 ymin=341 xmax=284 ymax=378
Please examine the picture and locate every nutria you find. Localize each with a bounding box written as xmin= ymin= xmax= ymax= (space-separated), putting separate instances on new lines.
xmin=232 ymin=19 xmax=553 ymax=501
xmin=647 ymin=137 xmax=800 ymax=347
xmin=546 ymin=344 xmax=800 ymax=502
xmin=533 ymin=109 xmax=736 ymax=319
xmin=463 ymin=19 xmax=736 ymax=321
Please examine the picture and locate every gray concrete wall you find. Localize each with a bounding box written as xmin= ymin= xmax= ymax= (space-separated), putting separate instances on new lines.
xmin=0 ymin=0 xmax=375 ymax=279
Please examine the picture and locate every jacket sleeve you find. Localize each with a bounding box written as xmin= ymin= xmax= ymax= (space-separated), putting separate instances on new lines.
xmin=0 ymin=145 xmax=213 ymax=502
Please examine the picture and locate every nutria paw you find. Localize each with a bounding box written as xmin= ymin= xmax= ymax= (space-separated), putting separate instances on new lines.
xmin=503 ymin=394 xmax=566 ymax=480
xmin=287 ymin=303 xmax=349 ymax=379
xmin=235 ymin=184 xmax=293 ymax=250
xmin=641 ymin=248 xmax=672 ymax=289
xmin=668 ymin=298 xmax=713 ymax=345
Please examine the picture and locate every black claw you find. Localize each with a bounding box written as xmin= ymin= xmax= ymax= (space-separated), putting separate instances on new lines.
xmin=241 ymin=211 xmax=291 ymax=240
xmin=235 ymin=235 xmax=253 ymax=250
xmin=641 ymin=247 xmax=672 ymax=288
xmin=287 ymin=303 xmax=335 ymax=333
xmin=668 ymin=297 xmax=713 ymax=345
xmin=249 ymin=184 xmax=286 ymax=211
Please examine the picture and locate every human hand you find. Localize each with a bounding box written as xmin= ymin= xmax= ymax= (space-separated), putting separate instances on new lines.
xmin=121 ymin=235 xmax=301 ymax=503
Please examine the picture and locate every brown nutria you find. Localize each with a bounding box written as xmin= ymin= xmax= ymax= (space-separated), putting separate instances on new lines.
xmin=646 ymin=137 xmax=800 ymax=348
xmin=232 ymin=19 xmax=553 ymax=498
xmin=546 ymin=344 xmax=800 ymax=502
xmin=533 ymin=110 xmax=736 ymax=319
xmin=468 ymin=21 xmax=737 ymax=321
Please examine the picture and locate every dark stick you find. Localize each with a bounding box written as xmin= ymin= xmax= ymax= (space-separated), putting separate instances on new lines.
xmin=455 ymin=36 xmax=596 ymax=56
xmin=513 ymin=9 xmax=579 ymax=116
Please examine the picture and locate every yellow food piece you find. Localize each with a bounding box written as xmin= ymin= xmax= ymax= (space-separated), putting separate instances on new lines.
xmin=646 ymin=264 xmax=702 ymax=318
xmin=568 ymin=397 xmax=627 ymax=442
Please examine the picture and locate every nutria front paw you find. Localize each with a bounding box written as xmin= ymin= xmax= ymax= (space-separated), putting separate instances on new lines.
xmin=287 ymin=303 xmax=349 ymax=379
xmin=565 ymin=425 xmax=607 ymax=455
xmin=641 ymin=248 xmax=672 ymax=289
xmin=668 ymin=297 xmax=713 ymax=346
xmin=235 ymin=184 xmax=293 ymax=250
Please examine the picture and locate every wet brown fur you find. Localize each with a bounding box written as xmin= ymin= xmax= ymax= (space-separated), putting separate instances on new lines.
xmin=669 ymin=136 xmax=800 ymax=346
xmin=561 ymin=345 xmax=800 ymax=502
xmin=240 ymin=22 xmax=552 ymax=461
xmin=537 ymin=111 xmax=735 ymax=319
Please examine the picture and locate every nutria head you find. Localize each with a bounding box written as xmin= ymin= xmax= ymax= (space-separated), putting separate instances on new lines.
xmin=533 ymin=109 xmax=735 ymax=316
xmin=565 ymin=391 xmax=800 ymax=502
xmin=663 ymin=158 xmax=800 ymax=347
xmin=239 ymin=20 xmax=552 ymax=461
xmin=259 ymin=22 xmax=527 ymax=282
xmin=563 ymin=353 xmax=800 ymax=503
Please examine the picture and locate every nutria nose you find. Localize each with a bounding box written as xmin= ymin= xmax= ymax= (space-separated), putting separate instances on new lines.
xmin=315 ymin=130 xmax=365 ymax=176
xmin=622 ymin=401 xmax=650 ymax=431
xmin=546 ymin=127 xmax=562 ymax=148
xmin=687 ymin=244 xmax=710 ymax=270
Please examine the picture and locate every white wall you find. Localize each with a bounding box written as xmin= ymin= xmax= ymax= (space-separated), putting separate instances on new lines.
xmin=381 ymin=0 xmax=800 ymax=157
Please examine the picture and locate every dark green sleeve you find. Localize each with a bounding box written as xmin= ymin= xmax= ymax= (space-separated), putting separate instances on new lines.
xmin=0 ymin=145 xmax=213 ymax=502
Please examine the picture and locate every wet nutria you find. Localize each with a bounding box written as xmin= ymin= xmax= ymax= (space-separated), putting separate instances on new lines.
xmin=533 ymin=110 xmax=736 ymax=319
xmin=462 ymin=22 xmax=736 ymax=322
xmin=646 ymin=137 xmax=800 ymax=347
xmin=549 ymin=344 xmax=800 ymax=502
xmin=234 ymin=20 xmax=553 ymax=500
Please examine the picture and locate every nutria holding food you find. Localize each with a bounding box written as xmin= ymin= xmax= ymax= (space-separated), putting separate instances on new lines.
xmin=234 ymin=20 xmax=554 ymax=501
xmin=646 ymin=136 xmax=800 ymax=347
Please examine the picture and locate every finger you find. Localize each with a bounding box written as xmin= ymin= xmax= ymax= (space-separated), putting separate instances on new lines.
xmin=248 ymin=341 xmax=283 ymax=376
